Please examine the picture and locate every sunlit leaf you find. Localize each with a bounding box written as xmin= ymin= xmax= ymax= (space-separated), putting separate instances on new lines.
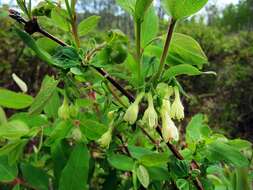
xmin=0 ymin=88 xmax=33 ymax=109
xmin=162 ymin=0 xmax=208 ymax=20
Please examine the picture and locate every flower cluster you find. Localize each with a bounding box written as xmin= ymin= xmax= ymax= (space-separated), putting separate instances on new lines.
xmin=123 ymin=84 xmax=185 ymax=143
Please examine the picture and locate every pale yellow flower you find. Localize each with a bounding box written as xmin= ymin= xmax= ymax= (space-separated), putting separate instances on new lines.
xmin=142 ymin=92 xmax=158 ymax=129
xmin=124 ymin=92 xmax=144 ymax=124
xmin=170 ymin=86 xmax=184 ymax=121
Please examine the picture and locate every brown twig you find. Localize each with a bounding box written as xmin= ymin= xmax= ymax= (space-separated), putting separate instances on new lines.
xmin=8 ymin=9 xmax=135 ymax=102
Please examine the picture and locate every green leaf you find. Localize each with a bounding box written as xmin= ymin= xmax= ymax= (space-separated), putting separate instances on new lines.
xmin=207 ymin=141 xmax=249 ymax=167
xmin=51 ymin=141 xmax=69 ymax=186
xmin=78 ymin=15 xmax=101 ymax=36
xmin=116 ymin=0 xmax=136 ymax=16
xmin=139 ymin=153 xmax=169 ymax=167
xmin=107 ymin=153 xmax=135 ymax=171
xmin=0 ymin=88 xmax=33 ymax=109
xmin=136 ymin=165 xmax=150 ymax=188
xmin=0 ymin=120 xmax=30 ymax=140
xmin=0 ymin=107 xmax=7 ymax=125
xmin=0 ymin=139 xmax=28 ymax=165
xmin=29 ymin=76 xmax=59 ymax=115
xmin=147 ymin=166 xmax=170 ymax=181
xmin=176 ymin=179 xmax=190 ymax=190
xmin=53 ymin=46 xmax=81 ymax=69
xmin=21 ymin=163 xmax=49 ymax=190
xmin=45 ymin=121 xmax=73 ymax=146
xmin=186 ymin=114 xmax=211 ymax=146
xmin=227 ymin=139 xmax=252 ymax=150
xmin=44 ymin=91 xmax=61 ymax=119
xmin=145 ymin=33 xmax=208 ymax=69
xmin=163 ymin=64 xmax=202 ymax=80
xmin=10 ymin=113 xmax=48 ymax=128
xmin=59 ymin=143 xmax=90 ymax=190
xmin=134 ymin=0 xmax=153 ymax=22
xmin=76 ymin=99 xmax=93 ymax=108
xmin=141 ymin=7 xmax=159 ymax=47
xmin=162 ymin=0 xmax=208 ymax=20
xmin=14 ymin=28 xmax=55 ymax=66
xmin=51 ymin=8 xmax=69 ymax=31
xmin=0 ymin=156 xmax=18 ymax=182
xmin=13 ymin=185 xmax=20 ymax=190
xmin=36 ymin=37 xmax=59 ymax=54
xmin=128 ymin=145 xmax=153 ymax=160
xmin=170 ymin=159 xmax=189 ymax=178
xmin=168 ymin=33 xmax=208 ymax=69
xmin=80 ymin=119 xmax=107 ymax=140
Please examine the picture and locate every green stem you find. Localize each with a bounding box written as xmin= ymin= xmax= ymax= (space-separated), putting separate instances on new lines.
xmin=136 ymin=21 xmax=142 ymax=87
xmin=153 ymin=18 xmax=177 ymax=84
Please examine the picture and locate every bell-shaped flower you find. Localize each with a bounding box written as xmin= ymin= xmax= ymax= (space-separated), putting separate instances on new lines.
xmin=161 ymin=110 xmax=179 ymax=142
xmin=58 ymin=97 xmax=70 ymax=120
xmin=97 ymin=125 xmax=113 ymax=149
xmin=142 ymin=92 xmax=158 ymax=129
xmin=170 ymin=86 xmax=184 ymax=121
xmin=124 ymin=92 xmax=144 ymax=125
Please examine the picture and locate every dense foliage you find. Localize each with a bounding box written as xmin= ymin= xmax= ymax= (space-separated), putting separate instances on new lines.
xmin=0 ymin=0 xmax=252 ymax=190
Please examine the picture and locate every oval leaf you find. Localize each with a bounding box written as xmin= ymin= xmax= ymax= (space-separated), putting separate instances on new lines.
xmin=78 ymin=16 xmax=101 ymax=36
xmin=107 ymin=153 xmax=135 ymax=171
xmin=163 ymin=64 xmax=202 ymax=80
xmin=51 ymin=8 xmax=69 ymax=31
xmin=162 ymin=0 xmax=208 ymax=20
xmin=168 ymin=33 xmax=208 ymax=69
xmin=59 ymin=143 xmax=90 ymax=190
xmin=0 ymin=120 xmax=30 ymax=140
xmin=139 ymin=153 xmax=169 ymax=167
xmin=29 ymin=76 xmax=59 ymax=115
xmin=141 ymin=7 xmax=159 ymax=47
xmin=0 ymin=88 xmax=33 ymax=109
xmin=207 ymin=141 xmax=249 ymax=167
xmin=135 ymin=0 xmax=153 ymax=22
xmin=136 ymin=165 xmax=150 ymax=188
xmin=0 ymin=156 xmax=18 ymax=182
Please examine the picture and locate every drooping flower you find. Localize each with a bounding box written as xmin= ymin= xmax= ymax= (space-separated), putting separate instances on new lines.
xmin=124 ymin=92 xmax=144 ymax=125
xmin=161 ymin=110 xmax=179 ymax=142
xmin=58 ymin=97 xmax=70 ymax=120
xmin=12 ymin=73 xmax=28 ymax=93
xmin=97 ymin=124 xmax=113 ymax=149
xmin=170 ymin=86 xmax=184 ymax=121
xmin=160 ymin=100 xmax=179 ymax=142
xmin=142 ymin=92 xmax=158 ymax=129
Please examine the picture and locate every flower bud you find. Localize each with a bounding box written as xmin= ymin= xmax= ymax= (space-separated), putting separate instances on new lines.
xmin=71 ymin=127 xmax=82 ymax=142
xmin=170 ymin=86 xmax=184 ymax=121
xmin=161 ymin=110 xmax=179 ymax=142
xmin=97 ymin=125 xmax=113 ymax=149
xmin=69 ymin=104 xmax=79 ymax=118
xmin=12 ymin=73 xmax=28 ymax=93
xmin=58 ymin=97 xmax=70 ymax=120
xmin=107 ymin=110 xmax=116 ymax=121
xmin=124 ymin=92 xmax=144 ymax=125
xmin=142 ymin=92 xmax=158 ymax=129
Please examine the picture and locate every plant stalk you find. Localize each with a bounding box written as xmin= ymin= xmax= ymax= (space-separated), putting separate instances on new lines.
xmin=153 ymin=18 xmax=177 ymax=84
xmin=136 ymin=21 xmax=142 ymax=86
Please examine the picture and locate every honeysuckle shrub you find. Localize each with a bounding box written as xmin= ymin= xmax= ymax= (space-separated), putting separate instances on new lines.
xmin=0 ymin=1 xmax=252 ymax=190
